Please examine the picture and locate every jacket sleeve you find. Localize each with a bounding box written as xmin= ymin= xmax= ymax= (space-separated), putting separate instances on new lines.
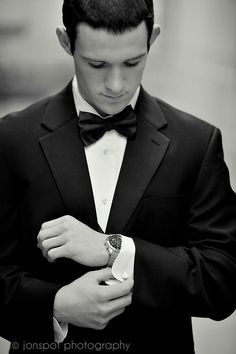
xmin=133 ymin=128 xmax=236 ymax=320
xmin=0 ymin=148 xmax=61 ymax=343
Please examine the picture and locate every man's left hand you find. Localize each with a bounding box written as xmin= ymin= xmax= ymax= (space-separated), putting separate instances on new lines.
xmin=37 ymin=215 xmax=109 ymax=267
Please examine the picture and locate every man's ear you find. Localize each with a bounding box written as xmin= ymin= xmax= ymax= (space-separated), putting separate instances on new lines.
xmin=149 ymin=24 xmax=161 ymax=47
xmin=56 ymin=26 xmax=73 ymax=56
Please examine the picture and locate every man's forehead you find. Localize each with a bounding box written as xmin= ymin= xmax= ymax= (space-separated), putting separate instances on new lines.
xmin=75 ymin=22 xmax=148 ymax=60
xmin=76 ymin=21 xmax=148 ymax=42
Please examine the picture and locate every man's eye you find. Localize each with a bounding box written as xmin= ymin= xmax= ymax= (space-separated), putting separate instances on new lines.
xmin=89 ymin=62 xmax=105 ymax=69
xmin=125 ymin=61 xmax=140 ymax=67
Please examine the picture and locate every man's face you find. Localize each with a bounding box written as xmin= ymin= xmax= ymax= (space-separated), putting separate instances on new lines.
xmin=73 ymin=22 xmax=149 ymax=115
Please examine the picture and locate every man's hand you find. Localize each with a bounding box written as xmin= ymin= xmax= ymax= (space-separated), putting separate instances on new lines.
xmin=37 ymin=215 xmax=108 ymax=267
xmin=54 ymin=268 xmax=133 ymax=330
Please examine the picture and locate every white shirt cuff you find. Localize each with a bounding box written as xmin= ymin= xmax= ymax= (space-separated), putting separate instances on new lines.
xmin=106 ymin=236 xmax=135 ymax=285
xmin=53 ymin=317 xmax=68 ymax=343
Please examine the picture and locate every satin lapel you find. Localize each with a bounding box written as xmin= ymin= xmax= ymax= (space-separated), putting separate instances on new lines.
xmin=106 ymin=87 xmax=170 ymax=234
xmin=39 ymin=83 xmax=98 ymax=229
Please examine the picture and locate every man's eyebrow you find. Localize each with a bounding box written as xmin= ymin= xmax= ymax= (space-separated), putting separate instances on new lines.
xmin=82 ymin=56 xmax=105 ymax=62
xmin=81 ymin=53 xmax=147 ymax=62
xmin=125 ymin=53 xmax=147 ymax=61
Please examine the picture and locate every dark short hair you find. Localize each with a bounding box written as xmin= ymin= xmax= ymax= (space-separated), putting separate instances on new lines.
xmin=62 ymin=0 xmax=154 ymax=53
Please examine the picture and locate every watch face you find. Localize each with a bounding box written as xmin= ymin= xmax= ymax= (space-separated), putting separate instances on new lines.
xmin=109 ymin=234 xmax=122 ymax=250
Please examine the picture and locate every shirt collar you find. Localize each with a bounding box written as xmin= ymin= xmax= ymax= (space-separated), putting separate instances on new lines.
xmin=72 ymin=75 xmax=140 ymax=117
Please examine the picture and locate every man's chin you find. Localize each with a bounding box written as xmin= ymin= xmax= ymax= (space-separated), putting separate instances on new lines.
xmin=96 ymin=104 xmax=127 ymax=117
xmin=98 ymin=99 xmax=131 ymax=116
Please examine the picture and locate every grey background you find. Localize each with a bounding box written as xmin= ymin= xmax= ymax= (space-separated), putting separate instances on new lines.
xmin=0 ymin=0 xmax=236 ymax=353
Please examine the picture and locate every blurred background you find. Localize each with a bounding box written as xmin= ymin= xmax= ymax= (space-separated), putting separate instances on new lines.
xmin=0 ymin=0 xmax=235 ymax=353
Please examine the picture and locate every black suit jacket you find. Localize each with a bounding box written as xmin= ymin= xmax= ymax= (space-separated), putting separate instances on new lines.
xmin=0 ymin=83 xmax=236 ymax=353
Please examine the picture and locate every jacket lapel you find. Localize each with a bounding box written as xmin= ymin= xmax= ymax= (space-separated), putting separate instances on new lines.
xmin=106 ymin=87 xmax=170 ymax=234
xmin=39 ymin=83 xmax=98 ymax=230
xmin=39 ymin=83 xmax=170 ymax=234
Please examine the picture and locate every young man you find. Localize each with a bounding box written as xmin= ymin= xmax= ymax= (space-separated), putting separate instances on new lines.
xmin=0 ymin=1 xmax=236 ymax=353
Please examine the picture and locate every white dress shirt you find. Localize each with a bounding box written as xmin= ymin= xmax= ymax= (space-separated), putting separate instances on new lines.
xmin=54 ymin=76 xmax=138 ymax=341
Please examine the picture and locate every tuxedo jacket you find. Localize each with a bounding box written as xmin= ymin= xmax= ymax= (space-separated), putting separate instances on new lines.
xmin=0 ymin=82 xmax=236 ymax=354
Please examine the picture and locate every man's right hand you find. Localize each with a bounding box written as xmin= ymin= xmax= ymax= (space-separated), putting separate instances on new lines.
xmin=53 ymin=268 xmax=133 ymax=330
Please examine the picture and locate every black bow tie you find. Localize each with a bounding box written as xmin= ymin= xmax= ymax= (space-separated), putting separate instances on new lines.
xmin=78 ymin=105 xmax=137 ymax=146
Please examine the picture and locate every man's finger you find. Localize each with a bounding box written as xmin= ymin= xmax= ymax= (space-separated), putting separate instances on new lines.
xmin=107 ymin=293 xmax=133 ymax=313
xmin=89 ymin=268 xmax=113 ymax=283
xmin=41 ymin=215 xmax=71 ymax=230
xmin=37 ymin=224 xmax=64 ymax=243
xmin=103 ymin=277 xmax=134 ymax=301
xmin=106 ymin=308 xmax=125 ymax=323
xmin=47 ymin=245 xmax=66 ymax=262
xmin=40 ymin=235 xmax=65 ymax=253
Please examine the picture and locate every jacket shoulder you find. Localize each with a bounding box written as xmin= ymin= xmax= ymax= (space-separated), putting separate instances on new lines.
xmin=0 ymin=95 xmax=51 ymax=127
xmin=155 ymin=96 xmax=217 ymax=137
xmin=152 ymin=96 xmax=222 ymax=168
xmin=0 ymin=95 xmax=54 ymax=154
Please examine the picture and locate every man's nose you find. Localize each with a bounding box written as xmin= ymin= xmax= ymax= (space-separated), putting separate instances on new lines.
xmin=105 ymin=67 xmax=125 ymax=95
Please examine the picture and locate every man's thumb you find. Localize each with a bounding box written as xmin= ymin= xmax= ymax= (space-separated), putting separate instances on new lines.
xmin=93 ymin=268 xmax=113 ymax=283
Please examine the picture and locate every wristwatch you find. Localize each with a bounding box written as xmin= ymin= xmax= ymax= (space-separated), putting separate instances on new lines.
xmin=104 ymin=234 xmax=122 ymax=267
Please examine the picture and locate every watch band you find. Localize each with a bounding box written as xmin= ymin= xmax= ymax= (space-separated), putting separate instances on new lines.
xmin=104 ymin=234 xmax=122 ymax=268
